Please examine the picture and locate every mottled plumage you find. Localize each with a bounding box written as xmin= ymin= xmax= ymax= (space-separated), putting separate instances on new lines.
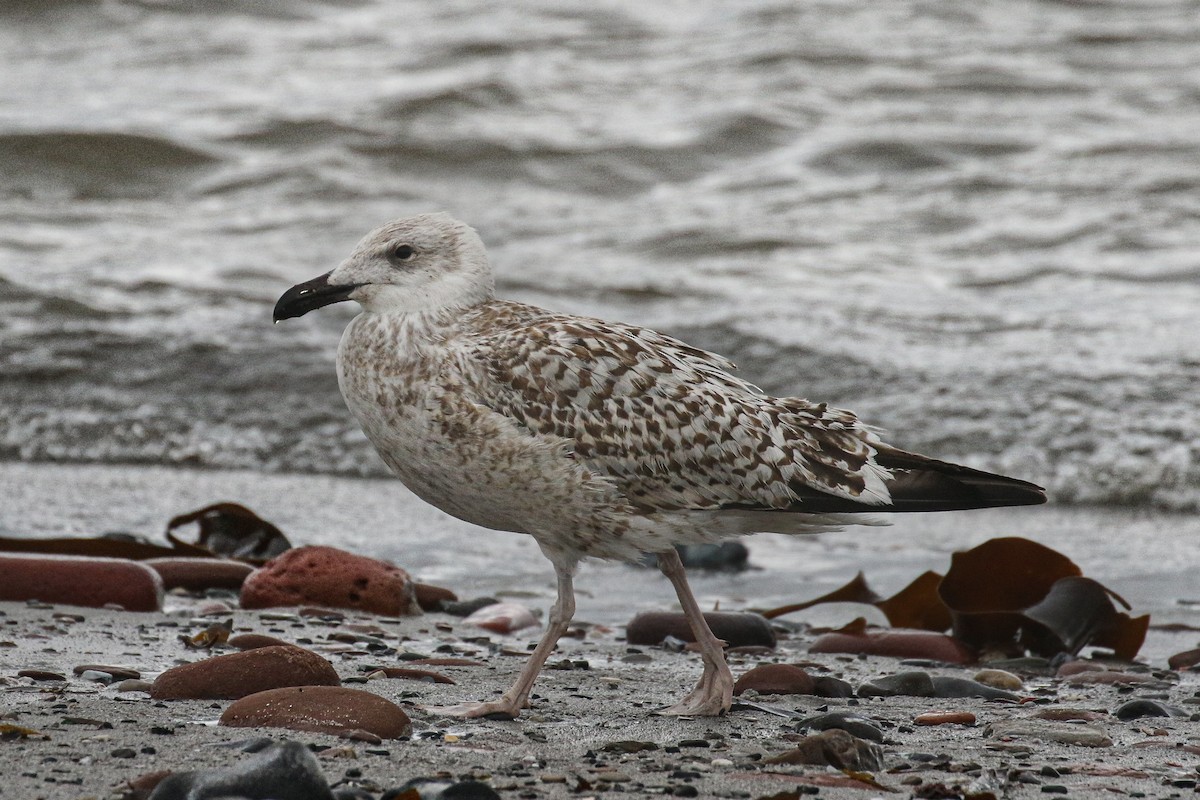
xmin=275 ymin=212 xmax=1045 ymax=718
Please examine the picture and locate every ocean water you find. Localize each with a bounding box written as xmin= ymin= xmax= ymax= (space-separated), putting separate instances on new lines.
xmin=1 ymin=0 xmax=1198 ymax=512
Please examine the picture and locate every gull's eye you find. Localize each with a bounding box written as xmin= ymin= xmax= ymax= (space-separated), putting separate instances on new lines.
xmin=388 ymin=244 xmax=415 ymax=264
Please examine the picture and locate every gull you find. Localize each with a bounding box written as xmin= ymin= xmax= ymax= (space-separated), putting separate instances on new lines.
xmin=274 ymin=213 xmax=1045 ymax=718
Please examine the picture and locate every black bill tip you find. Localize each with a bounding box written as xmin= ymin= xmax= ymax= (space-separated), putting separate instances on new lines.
xmin=273 ymin=272 xmax=362 ymax=321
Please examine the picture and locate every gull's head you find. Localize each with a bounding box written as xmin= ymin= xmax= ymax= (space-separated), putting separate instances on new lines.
xmin=273 ymin=212 xmax=493 ymax=321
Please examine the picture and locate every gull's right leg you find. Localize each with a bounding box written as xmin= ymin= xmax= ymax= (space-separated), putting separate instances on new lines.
xmin=425 ymin=560 xmax=576 ymax=719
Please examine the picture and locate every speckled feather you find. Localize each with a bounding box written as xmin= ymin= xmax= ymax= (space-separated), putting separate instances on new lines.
xmin=460 ymin=301 xmax=893 ymax=513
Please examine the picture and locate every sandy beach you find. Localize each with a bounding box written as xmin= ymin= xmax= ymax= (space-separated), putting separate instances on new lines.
xmin=2 ymin=463 xmax=1199 ymax=799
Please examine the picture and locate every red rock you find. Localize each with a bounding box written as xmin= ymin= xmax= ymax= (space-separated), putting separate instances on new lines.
xmin=150 ymin=645 xmax=339 ymax=700
xmin=463 ymin=602 xmax=539 ymax=634
xmin=1168 ymin=647 xmax=1200 ymax=671
xmin=413 ymin=582 xmax=457 ymax=611
xmin=733 ymin=663 xmax=815 ymax=696
xmin=144 ymin=558 xmax=254 ymax=591
xmin=240 ymin=546 xmax=419 ymax=616
xmin=18 ymin=670 xmax=65 ymax=682
xmin=228 ymin=633 xmax=294 ymax=651
xmin=370 ymin=667 xmax=455 ymax=684
xmin=914 ymin=710 xmax=976 ymax=726
xmin=0 ymin=554 xmax=162 ymax=611
xmin=809 ymin=629 xmax=972 ymax=664
xmin=625 ymin=611 xmax=776 ymax=649
xmin=220 ymin=685 xmax=412 ymax=739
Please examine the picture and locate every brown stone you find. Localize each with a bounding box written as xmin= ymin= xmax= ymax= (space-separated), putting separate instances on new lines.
xmin=914 ymin=710 xmax=976 ymax=726
xmin=220 ymin=685 xmax=411 ymax=739
xmin=228 ymin=633 xmax=294 ymax=651
xmin=413 ymin=581 xmax=457 ymax=611
xmin=150 ymin=645 xmax=339 ymax=700
xmin=0 ymin=554 xmax=162 ymax=611
xmin=370 ymin=667 xmax=455 ymax=684
xmin=240 ymin=546 xmax=419 ymax=616
xmin=625 ymin=611 xmax=776 ymax=649
xmin=144 ymin=558 xmax=254 ymax=591
xmin=1168 ymin=647 xmax=1200 ymax=671
xmin=809 ymin=629 xmax=972 ymax=664
xmin=733 ymin=663 xmax=814 ymax=696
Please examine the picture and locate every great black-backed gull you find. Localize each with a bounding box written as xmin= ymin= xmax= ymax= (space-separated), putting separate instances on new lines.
xmin=274 ymin=212 xmax=1045 ymax=718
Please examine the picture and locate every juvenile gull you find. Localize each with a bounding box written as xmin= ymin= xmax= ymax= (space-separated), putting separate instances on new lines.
xmin=274 ymin=213 xmax=1045 ymax=718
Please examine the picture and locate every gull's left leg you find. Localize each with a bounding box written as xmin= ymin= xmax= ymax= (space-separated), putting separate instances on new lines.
xmin=655 ymin=547 xmax=733 ymax=716
xmin=425 ymin=560 xmax=576 ymax=719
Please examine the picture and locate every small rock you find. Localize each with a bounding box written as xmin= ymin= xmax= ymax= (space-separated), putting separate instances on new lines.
xmin=1032 ymin=708 xmax=1108 ymax=722
xmin=383 ymin=778 xmax=500 ymax=800
xmin=17 ymin=669 xmax=66 ymax=682
xmin=1114 ymin=699 xmax=1184 ymax=721
xmin=625 ymin=611 xmax=775 ymax=649
xmin=144 ymin=558 xmax=254 ymax=591
xmin=413 ymin=582 xmax=457 ymax=611
xmin=1167 ymin=647 xmax=1200 ymax=671
xmin=221 ymin=685 xmax=412 ymax=739
xmin=1064 ymin=670 xmax=1158 ymax=686
xmin=150 ymin=645 xmax=339 ymax=700
xmin=79 ymin=669 xmax=115 ymax=684
xmin=73 ymin=664 xmax=141 ymax=680
xmin=147 ymin=739 xmax=334 ymax=800
xmin=973 ymin=668 xmax=1023 ymax=690
xmin=858 ymin=670 xmax=936 ymax=697
xmin=764 ymin=728 xmax=883 ymax=770
xmin=463 ymin=602 xmax=539 ymax=634
xmin=228 ymin=633 xmax=294 ymax=651
xmin=930 ymin=675 xmax=1020 ymax=701
xmin=240 ymin=545 xmax=420 ymax=617
xmin=810 ymin=628 xmax=972 ymax=663
xmin=733 ymin=663 xmax=814 ymax=695
xmin=437 ymin=596 xmax=501 ymax=616
xmin=795 ymin=711 xmax=884 ymax=742
xmin=111 ymin=747 xmax=137 ymax=758
xmin=113 ymin=679 xmax=154 ymax=693
xmin=0 ymin=554 xmax=162 ymax=611
xmin=601 ymin=740 xmax=659 ymax=753
xmin=914 ymin=710 xmax=976 ymax=726
xmin=369 ymin=666 xmax=455 ymax=684
xmin=988 ymin=719 xmax=1113 ymax=747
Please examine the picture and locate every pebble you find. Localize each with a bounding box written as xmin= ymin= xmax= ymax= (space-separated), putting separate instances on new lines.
xmin=240 ymin=545 xmax=420 ymax=616
xmin=143 ymin=557 xmax=254 ymax=591
xmin=928 ymin=675 xmax=1020 ymax=701
xmin=625 ymin=611 xmax=775 ymax=648
xmin=146 ymin=739 xmax=332 ymax=800
xmin=112 ymin=678 xmax=153 ymax=693
xmin=73 ymin=664 xmax=141 ymax=680
xmin=810 ymin=629 xmax=972 ymax=664
xmin=0 ymin=554 xmax=163 ymax=611
xmin=1114 ymin=699 xmax=1185 ymax=721
xmin=732 ymin=663 xmax=814 ymax=695
xmin=764 ymin=728 xmax=884 ymax=770
xmin=914 ymin=710 xmax=977 ymax=726
xmin=150 ymin=645 xmax=339 ymax=700
xmin=811 ymin=675 xmax=855 ymax=698
xmin=462 ymin=602 xmax=540 ymax=634
xmin=436 ymin=596 xmax=501 ymax=616
xmin=413 ymin=581 xmax=458 ymax=611
xmin=369 ymin=666 xmax=455 ymax=684
xmin=987 ymin=719 xmax=1113 ymax=747
xmin=220 ymin=685 xmax=412 ymax=739
xmin=1167 ymin=647 xmax=1200 ymax=671
xmin=1032 ymin=708 xmax=1108 ymax=722
xmin=17 ymin=669 xmax=65 ymax=682
xmin=1064 ymin=670 xmax=1160 ymax=686
xmin=973 ymin=668 xmax=1023 ymax=690
xmin=794 ymin=711 xmax=884 ymax=742
xmin=858 ymin=670 xmax=936 ymax=697
xmin=228 ymin=633 xmax=294 ymax=650
xmin=383 ymin=778 xmax=501 ymax=799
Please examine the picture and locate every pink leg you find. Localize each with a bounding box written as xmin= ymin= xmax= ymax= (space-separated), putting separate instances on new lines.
xmin=656 ymin=548 xmax=733 ymax=716
xmin=425 ymin=563 xmax=576 ymax=719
